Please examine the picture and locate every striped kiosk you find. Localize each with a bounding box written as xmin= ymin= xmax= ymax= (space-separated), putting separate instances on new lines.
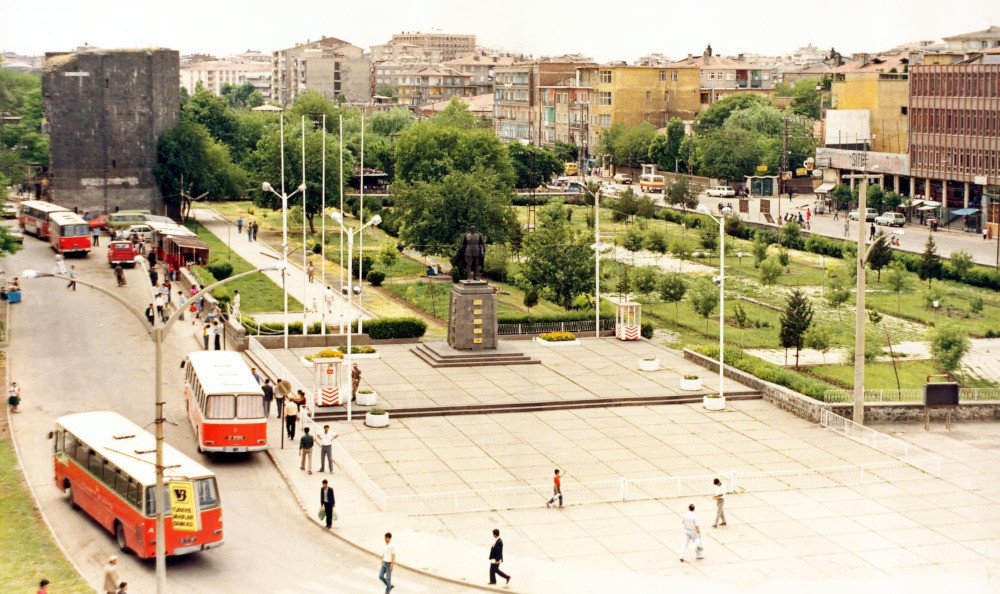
xmin=614 ymin=299 xmax=641 ymax=341
xmin=312 ymin=357 xmax=343 ymax=406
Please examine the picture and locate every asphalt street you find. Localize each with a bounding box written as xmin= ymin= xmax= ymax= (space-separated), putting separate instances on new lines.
xmin=5 ymin=231 xmax=463 ymax=593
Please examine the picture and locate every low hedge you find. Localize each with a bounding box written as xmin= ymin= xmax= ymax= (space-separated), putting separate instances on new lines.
xmin=498 ymin=310 xmax=610 ymax=325
xmin=361 ymin=317 xmax=427 ymax=339
xmin=695 ymin=345 xmax=835 ymax=401
xmin=641 ymin=321 xmax=654 ymax=339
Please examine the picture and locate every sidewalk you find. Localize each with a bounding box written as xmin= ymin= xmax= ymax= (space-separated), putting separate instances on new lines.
xmin=193 ymin=208 xmax=372 ymax=327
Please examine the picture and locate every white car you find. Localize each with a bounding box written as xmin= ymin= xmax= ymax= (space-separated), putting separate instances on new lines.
xmin=875 ymin=212 xmax=906 ymax=227
xmin=613 ymin=173 xmax=633 ymax=184
xmin=849 ymin=208 xmax=878 ymax=222
xmin=123 ymin=224 xmax=155 ymax=242
xmin=706 ymin=186 xmax=736 ymax=197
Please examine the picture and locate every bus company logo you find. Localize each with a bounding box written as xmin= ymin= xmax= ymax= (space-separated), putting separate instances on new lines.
xmin=172 ymin=488 xmax=188 ymax=502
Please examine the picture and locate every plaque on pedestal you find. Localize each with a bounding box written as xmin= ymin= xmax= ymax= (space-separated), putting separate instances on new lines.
xmin=447 ymin=280 xmax=498 ymax=350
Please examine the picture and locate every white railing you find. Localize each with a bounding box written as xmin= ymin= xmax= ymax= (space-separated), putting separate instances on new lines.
xmin=331 ymin=441 xmax=388 ymax=511
xmin=822 ymin=387 xmax=1000 ymax=403
xmin=248 ymin=336 xmax=315 ymax=425
xmin=820 ymin=409 xmax=941 ymax=476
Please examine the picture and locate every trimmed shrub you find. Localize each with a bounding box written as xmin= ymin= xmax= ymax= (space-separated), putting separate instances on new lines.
xmin=696 ymin=345 xmax=833 ymax=401
xmin=312 ymin=242 xmax=322 ymax=255
xmin=363 ymin=317 xmax=427 ymax=339
xmin=206 ymin=260 xmax=233 ymax=280
xmin=641 ymin=321 xmax=654 ymax=339
xmin=498 ymin=310 xmax=609 ymax=324
xmin=366 ymin=270 xmax=386 ymax=287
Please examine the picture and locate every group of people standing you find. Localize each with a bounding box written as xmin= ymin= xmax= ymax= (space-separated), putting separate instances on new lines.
xmin=236 ymin=217 xmax=259 ymax=242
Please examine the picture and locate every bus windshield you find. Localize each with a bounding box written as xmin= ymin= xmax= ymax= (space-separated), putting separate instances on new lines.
xmin=205 ymin=394 xmax=265 ymax=419
xmin=63 ymin=224 xmax=90 ymax=236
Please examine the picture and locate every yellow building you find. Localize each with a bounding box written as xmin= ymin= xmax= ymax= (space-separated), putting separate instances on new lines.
xmin=577 ymin=66 xmax=671 ymax=157
xmin=830 ymin=53 xmax=911 ymax=154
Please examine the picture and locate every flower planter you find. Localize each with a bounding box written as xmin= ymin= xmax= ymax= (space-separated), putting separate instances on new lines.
xmin=534 ymin=337 xmax=581 ymax=347
xmin=638 ymin=358 xmax=660 ymax=372
xmin=680 ymin=377 xmax=702 ymax=391
xmin=355 ymin=390 xmax=377 ymax=406
xmin=346 ymin=352 xmax=381 ymax=360
xmin=703 ymin=396 xmax=725 ymax=411
xmin=365 ymin=412 xmax=389 ymax=428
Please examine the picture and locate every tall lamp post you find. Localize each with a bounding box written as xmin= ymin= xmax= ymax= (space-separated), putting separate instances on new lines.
xmin=261 ymin=180 xmax=306 ymax=349
xmin=23 ymin=260 xmax=286 ymax=594
xmin=581 ymin=183 xmax=601 ymax=338
xmin=330 ymin=211 xmax=382 ymax=420
xmin=698 ymin=205 xmax=726 ymax=401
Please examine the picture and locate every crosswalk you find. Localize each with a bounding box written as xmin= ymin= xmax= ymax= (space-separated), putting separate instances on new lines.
xmin=273 ymin=566 xmax=431 ymax=593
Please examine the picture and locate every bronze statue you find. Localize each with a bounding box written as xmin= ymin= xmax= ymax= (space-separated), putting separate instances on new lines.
xmin=451 ymin=223 xmax=486 ymax=280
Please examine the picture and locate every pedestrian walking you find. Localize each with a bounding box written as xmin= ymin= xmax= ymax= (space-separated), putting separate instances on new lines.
xmin=324 ymin=285 xmax=335 ymax=313
xmin=252 ymin=222 xmax=259 ymax=241
xmin=679 ymin=503 xmax=704 ymax=562
xmin=146 ymin=303 xmax=156 ymax=326
xmin=844 ymin=220 xmax=850 ymax=238
xmin=247 ymin=222 xmax=253 ymax=242
xmin=55 ymin=253 xmax=67 ymax=275
xmin=262 ymin=378 xmax=274 ymax=417
xmin=320 ymin=479 xmax=336 ymax=529
xmin=274 ymin=378 xmax=285 ymax=419
xmin=546 ymin=469 xmax=564 ymax=508
xmin=178 ymin=291 xmax=186 ymax=321
xmin=37 ymin=579 xmax=50 ymax=594
xmin=488 ymin=528 xmax=511 ymax=587
xmin=8 ymin=381 xmax=21 ymax=413
xmin=202 ymin=324 xmax=210 ymax=350
xmin=115 ymin=264 xmax=126 ymax=287
xmin=299 ymin=427 xmax=314 ymax=474
xmin=712 ymin=477 xmax=727 ymax=528
xmin=870 ymin=222 xmax=877 ymax=241
xmin=232 ymin=290 xmax=241 ymax=319
xmin=833 ymin=206 xmax=840 ymax=220
xmin=148 ymin=267 xmax=157 ymax=286
xmin=67 ymin=265 xmax=77 ymax=290
xmin=213 ymin=321 xmax=222 ymax=350
xmin=92 ymin=226 xmax=100 ymax=246
xmin=351 ymin=363 xmax=361 ymax=403
xmin=379 ymin=533 xmax=395 ymax=594
xmin=102 ymin=555 xmax=120 ymax=594
xmin=155 ymin=292 xmax=166 ymax=323
xmin=307 ymin=261 xmax=315 ymax=283
xmin=251 ymin=367 xmax=261 ymax=385
xmin=284 ymin=397 xmax=298 ymax=439
xmin=237 ymin=216 xmax=244 ymax=234
xmin=318 ymin=424 xmax=339 ymax=472
xmin=116 ymin=583 xmax=128 ymax=594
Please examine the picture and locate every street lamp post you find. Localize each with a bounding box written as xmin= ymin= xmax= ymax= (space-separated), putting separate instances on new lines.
xmin=330 ymin=211 xmax=382 ymax=420
xmin=698 ymin=205 xmax=726 ymax=402
xmin=261 ymin=180 xmax=306 ymax=349
xmin=24 ymin=260 xmax=286 ymax=594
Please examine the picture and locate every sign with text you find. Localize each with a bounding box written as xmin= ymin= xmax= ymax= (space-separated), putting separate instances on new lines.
xmin=739 ymin=199 xmax=749 ymax=214
xmin=168 ymin=481 xmax=198 ymax=532
xmin=815 ymin=148 xmax=909 ymax=175
xmin=759 ymin=199 xmax=771 ymax=214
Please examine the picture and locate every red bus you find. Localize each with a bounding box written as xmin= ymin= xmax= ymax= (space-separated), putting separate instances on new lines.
xmin=52 ymin=411 xmax=224 ymax=557
xmin=183 ymin=351 xmax=267 ymax=453
xmin=19 ymin=200 xmax=70 ymax=239
xmin=48 ymin=211 xmax=92 ymax=255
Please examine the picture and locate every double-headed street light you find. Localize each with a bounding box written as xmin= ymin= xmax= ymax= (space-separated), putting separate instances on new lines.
xmin=262 ymin=180 xmax=306 ymax=349
xmin=697 ymin=205 xmax=726 ymax=403
xmin=24 ymin=260 xmax=285 ymax=594
xmin=330 ymin=211 xmax=381 ymax=421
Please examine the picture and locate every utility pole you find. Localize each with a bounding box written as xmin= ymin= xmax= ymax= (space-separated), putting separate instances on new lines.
xmin=781 ymin=116 xmax=790 ymax=199
xmin=853 ymin=151 xmax=869 ymax=425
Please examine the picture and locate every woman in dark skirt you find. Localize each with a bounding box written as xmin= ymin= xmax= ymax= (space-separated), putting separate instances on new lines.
xmin=8 ymin=381 xmax=21 ymax=412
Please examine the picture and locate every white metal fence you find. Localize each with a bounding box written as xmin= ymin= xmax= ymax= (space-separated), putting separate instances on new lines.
xmin=820 ymin=409 xmax=941 ymax=476
xmin=822 ymin=387 xmax=1000 ymax=403
xmin=498 ymin=318 xmax=616 ymax=336
xmin=248 ymin=336 xmax=315 ymax=420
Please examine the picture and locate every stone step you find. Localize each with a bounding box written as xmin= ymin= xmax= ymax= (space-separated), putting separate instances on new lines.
xmin=410 ymin=344 xmax=541 ymax=368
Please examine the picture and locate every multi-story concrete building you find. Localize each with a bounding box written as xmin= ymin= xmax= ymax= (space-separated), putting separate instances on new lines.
xmin=538 ymin=79 xmax=590 ymax=147
xmin=909 ymin=60 xmax=1000 ymax=232
xmin=272 ymin=37 xmax=370 ymax=105
xmin=373 ymin=58 xmax=430 ymax=95
xmin=653 ymin=48 xmax=777 ymax=122
xmin=829 ymin=52 xmax=913 ymax=154
xmin=578 ymin=65 xmax=672 ymax=154
xmin=442 ymin=54 xmax=514 ymax=96
xmin=372 ymin=32 xmax=476 ymax=63
xmin=180 ymin=60 xmax=272 ymax=99
xmin=943 ymin=26 xmax=1000 ymax=52
xmin=42 ymin=49 xmax=179 ymax=215
xmin=394 ymin=66 xmax=474 ymax=109
xmin=493 ymin=57 xmax=595 ymax=145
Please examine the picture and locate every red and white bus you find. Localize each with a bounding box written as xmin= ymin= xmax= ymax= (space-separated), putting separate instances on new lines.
xmin=19 ymin=200 xmax=70 ymax=239
xmin=52 ymin=411 xmax=224 ymax=557
xmin=48 ymin=211 xmax=92 ymax=255
xmin=183 ymin=351 xmax=267 ymax=453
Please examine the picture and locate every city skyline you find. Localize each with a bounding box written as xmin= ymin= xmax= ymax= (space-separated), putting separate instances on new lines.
xmin=2 ymin=0 xmax=998 ymax=62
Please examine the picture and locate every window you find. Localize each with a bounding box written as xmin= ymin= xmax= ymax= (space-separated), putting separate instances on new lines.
xmin=197 ymin=478 xmax=220 ymax=508
xmin=599 ymin=70 xmax=612 ymax=84
xmin=599 ymin=91 xmax=612 ymax=106
xmin=206 ymin=395 xmax=236 ymax=419
xmin=600 ymin=115 xmax=611 ymax=127
xmin=646 ymin=91 xmax=652 ymax=102
xmin=671 ymin=72 xmax=678 ymax=82
xmin=659 ymin=70 xmax=666 ymax=82
xmin=644 ymin=113 xmax=650 ymax=123
xmin=901 ymin=106 xmax=908 ymax=115
xmin=237 ymin=395 xmax=265 ymax=419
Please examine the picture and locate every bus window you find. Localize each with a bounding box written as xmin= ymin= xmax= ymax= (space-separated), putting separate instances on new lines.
xmin=75 ymin=445 xmax=90 ymax=467
xmin=115 ymin=472 xmax=129 ymax=497
xmin=206 ymin=395 xmax=236 ymax=419
xmin=103 ymin=463 xmax=116 ymax=487
xmin=197 ymin=478 xmax=220 ymax=508
xmin=64 ymin=433 xmax=77 ymax=458
xmin=54 ymin=430 xmax=63 ymax=454
xmin=127 ymin=480 xmax=140 ymax=508
xmin=145 ymin=485 xmax=172 ymax=516
xmin=236 ymin=395 xmax=265 ymax=419
xmin=89 ymin=452 xmax=104 ymax=477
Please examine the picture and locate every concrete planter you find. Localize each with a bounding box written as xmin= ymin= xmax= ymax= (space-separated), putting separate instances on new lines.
xmin=365 ymin=412 xmax=389 ymax=428
xmin=534 ymin=337 xmax=581 ymax=347
xmin=680 ymin=377 xmax=702 ymax=391
xmin=703 ymin=395 xmax=726 ymax=411
xmin=356 ymin=390 xmax=377 ymax=406
xmin=639 ymin=358 xmax=660 ymax=372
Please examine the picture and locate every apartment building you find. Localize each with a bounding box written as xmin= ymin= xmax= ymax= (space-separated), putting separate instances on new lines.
xmin=538 ymin=80 xmax=590 ymax=147
xmin=442 ymin=54 xmax=514 ymax=96
xmin=394 ymin=66 xmax=474 ymax=109
xmin=493 ymin=56 xmax=595 ymax=145
xmin=180 ymin=60 xmax=272 ymax=99
xmin=829 ymin=52 xmax=912 ymax=154
xmin=942 ymin=26 xmax=1000 ymax=52
xmin=272 ymin=37 xmax=370 ymax=105
xmin=372 ymin=32 xmax=476 ymax=63
xmin=577 ymin=65 xmax=671 ymax=155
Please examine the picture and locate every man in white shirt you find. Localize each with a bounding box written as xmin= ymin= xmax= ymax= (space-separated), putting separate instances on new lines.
xmin=679 ymin=503 xmax=703 ymax=562
xmin=379 ymin=532 xmax=395 ymax=593
xmin=232 ymin=290 xmax=241 ymax=319
xmin=712 ymin=477 xmax=727 ymax=528
xmin=317 ymin=424 xmax=339 ymax=473
xmin=324 ymin=285 xmax=335 ymax=314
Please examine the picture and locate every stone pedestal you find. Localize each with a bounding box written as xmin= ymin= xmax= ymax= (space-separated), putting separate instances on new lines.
xmin=447 ymin=281 xmax=498 ymax=350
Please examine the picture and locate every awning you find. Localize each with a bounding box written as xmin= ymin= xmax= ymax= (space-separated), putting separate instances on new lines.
xmin=166 ymin=236 xmax=209 ymax=250
xmin=814 ymin=182 xmax=836 ymax=194
xmin=951 ymin=208 xmax=979 ymax=216
xmin=920 ymin=200 xmax=941 ymax=207
xmin=910 ymin=199 xmax=924 ymax=207
xmin=917 ymin=205 xmax=939 ymax=211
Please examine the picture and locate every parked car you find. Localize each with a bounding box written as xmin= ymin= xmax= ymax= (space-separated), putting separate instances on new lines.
xmin=849 ymin=208 xmax=878 ymax=222
xmin=613 ymin=173 xmax=632 ymax=184
xmin=706 ymin=186 xmax=736 ymax=197
xmin=8 ymin=226 xmax=23 ymax=243
xmin=874 ymin=212 xmax=906 ymax=227
xmin=88 ymin=213 xmax=110 ymax=230
xmin=107 ymin=240 xmax=138 ymax=267
xmin=123 ymin=224 xmax=154 ymax=242
xmin=2 ymin=203 xmax=18 ymax=219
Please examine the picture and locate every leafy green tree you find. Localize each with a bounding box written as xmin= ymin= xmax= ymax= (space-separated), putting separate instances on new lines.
xmin=610 ymin=123 xmax=657 ymax=168
xmin=929 ymin=323 xmax=970 ymax=376
xmin=752 ymin=232 xmax=769 ymax=267
xmin=519 ymin=200 xmax=594 ymax=309
xmin=155 ymin=121 xmax=249 ymax=217
xmin=950 ymin=249 xmax=973 ymax=280
xmin=694 ymin=94 xmax=773 ymax=131
xmin=617 ymin=266 xmax=632 ymax=298
xmin=884 ymin=260 xmax=910 ymax=314
xmin=658 ymin=273 xmax=687 ymax=320
xmin=621 ymin=227 xmax=645 ymax=264
xmin=378 ymin=242 xmax=399 ymax=269
xmin=866 ymin=232 xmax=893 ymax=281
xmin=832 ymin=183 xmax=853 ymax=210
xmin=669 ymin=240 xmax=691 ymax=271
xmin=432 ymin=96 xmax=481 ymax=129
xmin=700 ymin=224 xmax=718 ymax=251
xmin=647 ymin=118 xmax=686 ymax=172
xmin=523 ymin=286 xmax=539 ymax=310
xmin=775 ymin=78 xmax=821 ymax=119
xmin=866 ymin=184 xmax=885 ymax=211
xmin=664 ymin=175 xmax=700 ymax=212
xmin=690 ymin=280 xmax=719 ymax=333
xmin=394 ymin=117 xmax=513 ymax=186
xmin=780 ymin=288 xmax=814 ymax=369
xmin=825 ymin=266 xmax=853 ymax=322
xmin=918 ymin=235 xmax=943 ymax=287
xmin=779 ymin=221 xmax=803 ymax=249
xmin=508 ymin=143 xmax=563 ymax=188
xmin=644 ymin=229 xmax=668 ymax=257
xmin=393 ymin=169 xmax=517 ymax=256
xmin=632 ymin=266 xmax=658 ymax=298
xmin=615 ymin=187 xmax=640 ymax=222
xmin=693 ymin=127 xmax=767 ymax=180
xmin=220 ymin=81 xmax=256 ymax=108
xmin=733 ymin=302 xmax=749 ymax=348
xmin=247 ymin=91 xmax=265 ymax=108
xmin=375 ymin=83 xmax=395 ymax=98
xmin=370 ymin=108 xmax=413 ymax=137
xmin=883 ymin=191 xmax=903 ymax=211
xmin=636 ymin=195 xmax=656 ymax=226
xmin=551 ymin=140 xmax=578 ymax=163
xmin=759 ymin=257 xmax=783 ymax=285
xmin=804 ymin=324 xmax=834 ymax=363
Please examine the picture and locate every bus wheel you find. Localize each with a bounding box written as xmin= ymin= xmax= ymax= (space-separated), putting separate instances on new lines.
xmin=115 ymin=521 xmax=128 ymax=552
xmin=66 ymin=483 xmax=79 ymax=510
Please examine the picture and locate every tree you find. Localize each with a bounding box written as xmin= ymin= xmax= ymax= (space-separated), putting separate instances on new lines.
xmin=779 ymin=221 xmax=803 ymax=249
xmin=884 ymin=260 xmax=910 ymax=314
xmin=918 ymin=235 xmax=943 ymax=287
xmin=774 ymin=78 xmax=821 ymax=120
xmin=867 ymin=232 xmax=893 ymax=281
xmin=693 ymin=127 xmax=768 ymax=180
xmin=394 ymin=117 xmax=513 ymax=186
xmin=929 ymin=323 xmax=970 ymax=377
xmin=644 ymin=230 xmax=668 ymax=259
xmin=690 ymin=280 xmax=719 ymax=333
xmin=375 ymin=83 xmax=395 ymax=98
xmin=636 ymin=195 xmax=656 ymax=226
xmin=378 ymin=242 xmax=399 ymax=269
xmin=669 ymin=240 xmax=691 ymax=271
xmin=621 ymin=228 xmax=644 ymax=264
xmin=154 ymin=121 xmax=249 ymax=218
xmin=647 ymin=118 xmax=686 ymax=172
xmin=804 ymin=324 xmax=833 ymax=364
xmin=617 ymin=266 xmax=632 ymax=299
xmin=551 ymin=140 xmax=578 ymax=163
xmin=752 ymin=232 xmax=769 ymax=267
xmin=733 ymin=302 xmax=749 ymax=348
xmin=832 ymin=183 xmax=853 ymax=210
xmin=759 ymin=257 xmax=782 ymax=285
xmin=950 ymin=249 xmax=974 ymax=280
xmin=220 ymin=81 xmax=256 ymax=108
xmin=665 ymin=175 xmax=700 ymax=212
xmin=700 ymin=224 xmax=718 ymax=251
xmin=780 ymin=288 xmax=814 ymax=369
xmin=508 ymin=143 xmax=563 ymax=189
xmin=866 ymin=184 xmax=885 ymax=211
xmin=370 ymin=108 xmax=413 ymax=137
xmin=694 ymin=94 xmax=773 ymax=131
xmin=825 ymin=265 xmax=853 ymax=322
xmin=523 ymin=286 xmax=539 ymax=310
xmin=610 ymin=123 xmax=657 ymax=168
xmin=519 ymin=200 xmax=595 ymax=309
xmin=614 ymin=187 xmax=640 ymax=222
xmin=633 ymin=266 xmax=658 ymax=298
xmin=247 ymin=91 xmax=265 ymax=108
xmin=658 ymin=273 xmax=687 ymax=320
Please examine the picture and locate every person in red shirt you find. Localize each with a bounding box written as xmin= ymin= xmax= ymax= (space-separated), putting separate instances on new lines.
xmin=37 ymin=579 xmax=50 ymax=594
xmin=546 ymin=469 xmax=564 ymax=508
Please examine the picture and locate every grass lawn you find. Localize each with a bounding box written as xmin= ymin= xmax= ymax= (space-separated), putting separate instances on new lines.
xmin=186 ymin=221 xmax=302 ymax=313
xmin=804 ymin=359 xmax=996 ymax=390
xmin=866 ymin=279 xmax=1000 ymax=337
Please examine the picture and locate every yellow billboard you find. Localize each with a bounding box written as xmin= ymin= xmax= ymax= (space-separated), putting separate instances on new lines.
xmin=168 ymin=481 xmax=198 ymax=532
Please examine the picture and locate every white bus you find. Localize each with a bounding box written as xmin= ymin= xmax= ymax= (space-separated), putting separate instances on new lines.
xmin=182 ymin=351 xmax=267 ymax=453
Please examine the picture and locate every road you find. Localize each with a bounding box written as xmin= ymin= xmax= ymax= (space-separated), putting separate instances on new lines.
xmin=5 ymin=230 xmax=463 ymax=593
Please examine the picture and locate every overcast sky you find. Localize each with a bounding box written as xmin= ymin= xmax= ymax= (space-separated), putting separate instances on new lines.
xmin=2 ymin=0 xmax=998 ymax=62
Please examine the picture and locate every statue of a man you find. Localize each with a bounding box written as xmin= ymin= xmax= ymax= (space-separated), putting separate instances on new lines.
xmin=451 ymin=223 xmax=486 ymax=280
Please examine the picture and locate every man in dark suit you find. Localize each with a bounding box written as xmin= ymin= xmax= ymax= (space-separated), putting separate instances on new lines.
xmin=320 ymin=480 xmax=335 ymax=529
xmin=488 ymin=528 xmax=510 ymax=586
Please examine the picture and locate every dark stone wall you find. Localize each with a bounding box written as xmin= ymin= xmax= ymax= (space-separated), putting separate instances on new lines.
xmin=43 ymin=49 xmax=179 ymax=216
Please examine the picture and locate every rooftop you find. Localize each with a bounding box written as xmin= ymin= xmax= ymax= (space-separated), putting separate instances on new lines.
xmin=942 ymin=25 xmax=1000 ymax=41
